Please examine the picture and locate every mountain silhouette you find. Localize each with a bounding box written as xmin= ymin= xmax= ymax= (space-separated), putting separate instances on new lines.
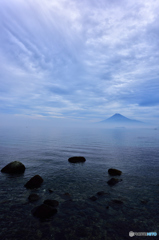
xmin=100 ymin=113 xmax=143 ymax=126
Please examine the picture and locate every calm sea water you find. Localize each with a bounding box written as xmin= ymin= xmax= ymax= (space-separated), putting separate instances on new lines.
xmin=0 ymin=125 xmax=159 ymax=240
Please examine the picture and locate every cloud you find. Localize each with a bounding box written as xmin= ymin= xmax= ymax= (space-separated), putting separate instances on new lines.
xmin=0 ymin=0 xmax=159 ymax=124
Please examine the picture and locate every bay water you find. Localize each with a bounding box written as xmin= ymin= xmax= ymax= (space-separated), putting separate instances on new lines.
xmin=0 ymin=125 xmax=159 ymax=240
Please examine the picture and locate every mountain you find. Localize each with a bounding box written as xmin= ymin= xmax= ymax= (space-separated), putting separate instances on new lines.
xmin=100 ymin=113 xmax=144 ymax=126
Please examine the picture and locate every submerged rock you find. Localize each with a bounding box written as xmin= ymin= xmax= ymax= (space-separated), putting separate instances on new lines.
xmin=97 ymin=191 xmax=106 ymax=196
xmin=43 ymin=199 xmax=59 ymax=208
xmin=108 ymin=168 xmax=122 ymax=176
xmin=107 ymin=178 xmax=122 ymax=186
xmin=32 ymin=204 xmax=57 ymax=219
xmin=68 ymin=156 xmax=86 ymax=163
xmin=28 ymin=193 xmax=40 ymax=202
xmin=24 ymin=175 xmax=43 ymax=189
xmin=140 ymin=199 xmax=148 ymax=204
xmin=1 ymin=161 xmax=25 ymax=174
xmin=48 ymin=189 xmax=53 ymax=193
xmin=112 ymin=199 xmax=123 ymax=204
xmin=89 ymin=196 xmax=97 ymax=201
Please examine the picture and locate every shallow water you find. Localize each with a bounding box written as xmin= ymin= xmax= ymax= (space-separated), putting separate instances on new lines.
xmin=0 ymin=126 xmax=159 ymax=240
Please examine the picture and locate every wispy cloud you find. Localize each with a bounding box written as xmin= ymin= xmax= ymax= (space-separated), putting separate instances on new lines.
xmin=0 ymin=0 xmax=159 ymax=124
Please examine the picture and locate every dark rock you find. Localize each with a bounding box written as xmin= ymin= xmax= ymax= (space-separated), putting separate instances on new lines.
xmin=112 ymin=199 xmax=123 ymax=204
xmin=97 ymin=191 xmax=105 ymax=196
xmin=43 ymin=199 xmax=59 ymax=208
xmin=108 ymin=168 xmax=122 ymax=176
xmin=28 ymin=193 xmax=40 ymax=202
xmin=1 ymin=161 xmax=25 ymax=174
xmin=89 ymin=196 xmax=97 ymax=201
xmin=64 ymin=192 xmax=71 ymax=196
xmin=68 ymin=156 xmax=86 ymax=163
xmin=140 ymin=199 xmax=148 ymax=204
xmin=48 ymin=189 xmax=53 ymax=193
xmin=61 ymin=192 xmax=72 ymax=201
xmin=32 ymin=204 xmax=57 ymax=219
xmin=107 ymin=178 xmax=122 ymax=186
xmin=24 ymin=175 xmax=43 ymax=189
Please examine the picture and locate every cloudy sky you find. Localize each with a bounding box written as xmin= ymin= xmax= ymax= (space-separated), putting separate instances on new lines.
xmin=0 ymin=0 xmax=159 ymax=124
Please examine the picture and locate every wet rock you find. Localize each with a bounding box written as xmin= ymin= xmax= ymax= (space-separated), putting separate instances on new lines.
xmin=140 ymin=199 xmax=148 ymax=204
xmin=97 ymin=191 xmax=105 ymax=196
xmin=108 ymin=168 xmax=122 ymax=176
xmin=89 ymin=196 xmax=97 ymax=201
xmin=64 ymin=192 xmax=71 ymax=196
xmin=112 ymin=199 xmax=123 ymax=204
xmin=32 ymin=204 xmax=57 ymax=219
xmin=43 ymin=199 xmax=59 ymax=207
xmin=68 ymin=156 xmax=86 ymax=163
xmin=48 ymin=189 xmax=53 ymax=193
xmin=1 ymin=161 xmax=25 ymax=174
xmin=107 ymin=178 xmax=122 ymax=186
xmin=28 ymin=193 xmax=40 ymax=202
xmin=24 ymin=175 xmax=43 ymax=189
xmin=61 ymin=192 xmax=72 ymax=201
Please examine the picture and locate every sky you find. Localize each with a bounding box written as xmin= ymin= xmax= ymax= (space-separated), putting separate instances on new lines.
xmin=0 ymin=0 xmax=159 ymax=126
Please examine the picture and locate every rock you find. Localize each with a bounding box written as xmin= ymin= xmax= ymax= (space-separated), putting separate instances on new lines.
xmin=112 ymin=199 xmax=123 ymax=204
xmin=32 ymin=204 xmax=57 ymax=219
xmin=89 ymin=196 xmax=97 ymax=201
xmin=68 ymin=156 xmax=86 ymax=163
xmin=108 ymin=168 xmax=122 ymax=176
xmin=64 ymin=192 xmax=71 ymax=196
xmin=107 ymin=178 xmax=122 ymax=186
xmin=97 ymin=191 xmax=105 ymax=196
xmin=43 ymin=199 xmax=59 ymax=208
xmin=1 ymin=161 xmax=25 ymax=174
xmin=140 ymin=199 xmax=148 ymax=204
xmin=28 ymin=193 xmax=40 ymax=202
xmin=48 ymin=189 xmax=53 ymax=193
xmin=61 ymin=192 xmax=72 ymax=201
xmin=24 ymin=175 xmax=43 ymax=189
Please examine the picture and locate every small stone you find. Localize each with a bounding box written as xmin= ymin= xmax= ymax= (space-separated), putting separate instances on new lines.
xmin=64 ymin=192 xmax=70 ymax=196
xmin=28 ymin=193 xmax=40 ymax=202
xmin=48 ymin=189 xmax=53 ymax=193
xmin=107 ymin=178 xmax=122 ymax=186
xmin=43 ymin=199 xmax=59 ymax=207
xmin=140 ymin=199 xmax=148 ymax=204
xmin=32 ymin=204 xmax=57 ymax=219
xmin=108 ymin=168 xmax=122 ymax=176
xmin=97 ymin=191 xmax=105 ymax=196
xmin=24 ymin=175 xmax=43 ymax=189
xmin=89 ymin=196 xmax=97 ymax=201
xmin=112 ymin=199 xmax=123 ymax=204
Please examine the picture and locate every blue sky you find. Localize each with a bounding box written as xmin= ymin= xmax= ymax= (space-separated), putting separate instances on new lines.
xmin=0 ymin=0 xmax=159 ymax=125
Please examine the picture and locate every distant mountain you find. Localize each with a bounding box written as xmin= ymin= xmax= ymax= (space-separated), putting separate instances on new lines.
xmin=100 ymin=113 xmax=144 ymax=126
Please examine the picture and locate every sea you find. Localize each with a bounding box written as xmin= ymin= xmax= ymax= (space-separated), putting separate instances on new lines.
xmin=0 ymin=125 xmax=159 ymax=240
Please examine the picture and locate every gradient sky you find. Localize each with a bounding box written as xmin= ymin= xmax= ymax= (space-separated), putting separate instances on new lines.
xmin=0 ymin=0 xmax=159 ymax=124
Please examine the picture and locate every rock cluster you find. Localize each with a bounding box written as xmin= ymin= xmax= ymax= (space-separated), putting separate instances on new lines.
xmin=1 ymin=160 xmax=124 ymax=221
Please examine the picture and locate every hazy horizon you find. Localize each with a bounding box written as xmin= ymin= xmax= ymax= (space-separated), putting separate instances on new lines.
xmin=0 ymin=0 xmax=159 ymax=126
